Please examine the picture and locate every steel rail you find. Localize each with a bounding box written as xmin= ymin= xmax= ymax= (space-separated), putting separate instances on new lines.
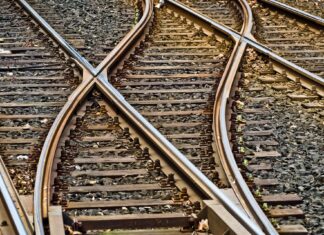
xmin=167 ymin=0 xmax=324 ymax=87
xmin=168 ymin=0 xmax=321 ymax=234
xmin=17 ymin=0 xmax=97 ymax=232
xmin=0 ymin=158 xmax=33 ymax=235
xmin=211 ymin=0 xmax=278 ymax=234
xmin=29 ymin=0 xmax=265 ymax=234
xmin=258 ymin=0 xmax=324 ymax=26
xmin=96 ymin=73 xmax=265 ymax=235
xmin=32 ymin=0 xmax=152 ymax=233
xmin=235 ymin=0 xmax=253 ymax=36
xmin=216 ymin=41 xmax=279 ymax=235
xmin=25 ymin=0 xmax=322 ymax=234
xmin=92 ymin=1 xmax=264 ymax=234
xmin=33 ymin=77 xmax=95 ymax=235
xmin=203 ymin=0 xmax=321 ymax=233
xmin=16 ymin=0 xmax=96 ymax=76
xmin=95 ymin=77 xmax=265 ymax=234
xmin=93 ymin=1 xmax=263 ymax=234
xmin=94 ymin=0 xmax=153 ymax=75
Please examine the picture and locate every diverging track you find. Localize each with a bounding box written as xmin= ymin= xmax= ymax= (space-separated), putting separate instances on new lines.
xmin=0 ymin=0 xmax=322 ymax=234
xmin=27 ymin=0 xmax=265 ymax=234
xmin=0 ymin=0 xmax=80 ymax=196
xmin=27 ymin=0 xmax=137 ymax=66
xmin=112 ymin=7 xmax=234 ymax=187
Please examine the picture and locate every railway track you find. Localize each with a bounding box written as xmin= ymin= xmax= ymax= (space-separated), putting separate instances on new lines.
xmin=273 ymin=0 xmax=324 ymax=18
xmin=0 ymin=0 xmax=80 ymax=196
xmin=34 ymin=1 xmax=262 ymax=234
xmin=0 ymin=0 xmax=322 ymax=234
xmin=111 ymin=6 xmax=235 ymax=187
xmin=0 ymin=158 xmax=33 ymax=235
xmin=20 ymin=0 xmax=263 ymax=234
xmin=48 ymin=89 xmax=209 ymax=234
xmin=177 ymin=0 xmax=243 ymax=31
xmin=230 ymin=47 xmax=323 ymax=234
xmin=27 ymin=0 xmax=136 ymax=66
xmin=250 ymin=0 xmax=324 ymax=77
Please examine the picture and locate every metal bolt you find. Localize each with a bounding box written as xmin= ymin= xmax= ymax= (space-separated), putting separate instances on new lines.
xmin=113 ymin=117 xmax=119 ymax=126
xmin=123 ymin=127 xmax=130 ymax=138
xmin=167 ymin=174 xmax=175 ymax=187
xmin=133 ymin=137 xmax=140 ymax=148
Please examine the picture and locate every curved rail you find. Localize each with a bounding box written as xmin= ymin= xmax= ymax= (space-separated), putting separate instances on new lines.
xmin=33 ymin=77 xmax=96 ymax=235
xmin=30 ymin=0 xmax=323 ymax=234
xmin=167 ymin=0 xmax=323 ymax=87
xmin=259 ymin=0 xmax=324 ymax=26
xmin=0 ymin=158 xmax=33 ymax=235
xmin=237 ymin=0 xmax=253 ymax=36
xmin=32 ymin=0 xmax=151 ymax=233
xmin=94 ymin=2 xmax=264 ymax=233
xmin=210 ymin=0 xmax=278 ymax=234
xmin=31 ymin=1 xmax=265 ymax=235
xmin=167 ymin=0 xmax=322 ymax=234
xmin=214 ymin=41 xmax=279 ymax=234
xmin=94 ymin=0 xmax=153 ymax=75
xmin=214 ymin=0 xmax=323 ymax=234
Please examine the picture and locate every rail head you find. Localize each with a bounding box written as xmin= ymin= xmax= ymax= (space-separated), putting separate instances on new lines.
xmin=212 ymin=0 xmax=279 ymax=234
xmin=258 ymin=0 xmax=324 ymax=26
xmin=0 ymin=158 xmax=33 ymax=235
xmin=94 ymin=1 xmax=264 ymax=234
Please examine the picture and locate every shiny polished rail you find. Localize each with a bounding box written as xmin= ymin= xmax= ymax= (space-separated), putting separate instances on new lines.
xmin=167 ymin=0 xmax=323 ymax=234
xmin=0 ymin=158 xmax=33 ymax=235
xmin=167 ymin=0 xmax=324 ymax=87
xmin=258 ymin=0 xmax=324 ymax=26
xmin=22 ymin=0 xmax=264 ymax=234
xmin=207 ymin=0 xmax=278 ymax=234
xmin=12 ymin=0 xmax=323 ymax=234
